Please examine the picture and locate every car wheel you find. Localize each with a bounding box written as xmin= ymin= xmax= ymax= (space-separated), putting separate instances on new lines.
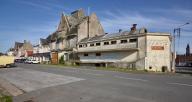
xmin=6 ymin=64 xmax=10 ymax=68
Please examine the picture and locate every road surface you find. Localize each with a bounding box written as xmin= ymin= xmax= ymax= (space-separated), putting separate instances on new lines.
xmin=0 ymin=63 xmax=192 ymax=102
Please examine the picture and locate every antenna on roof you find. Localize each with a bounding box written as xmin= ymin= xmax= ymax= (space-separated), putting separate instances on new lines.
xmin=88 ymin=7 xmax=90 ymax=16
xmin=87 ymin=7 xmax=91 ymax=38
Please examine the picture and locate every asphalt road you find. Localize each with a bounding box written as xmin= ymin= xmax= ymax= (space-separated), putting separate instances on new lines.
xmin=1 ymin=63 xmax=192 ymax=102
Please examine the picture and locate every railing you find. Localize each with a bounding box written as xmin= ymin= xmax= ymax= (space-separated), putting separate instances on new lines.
xmin=175 ymin=66 xmax=192 ymax=73
xmin=78 ymin=43 xmax=138 ymax=52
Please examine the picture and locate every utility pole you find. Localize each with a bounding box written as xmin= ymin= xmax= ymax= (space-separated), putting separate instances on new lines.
xmin=87 ymin=7 xmax=90 ymax=38
xmin=172 ymin=22 xmax=190 ymax=72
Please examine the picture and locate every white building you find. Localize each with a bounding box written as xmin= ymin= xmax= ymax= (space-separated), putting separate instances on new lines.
xmin=77 ymin=28 xmax=172 ymax=72
xmin=32 ymin=38 xmax=50 ymax=63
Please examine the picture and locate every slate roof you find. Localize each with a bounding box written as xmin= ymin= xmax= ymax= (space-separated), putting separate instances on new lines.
xmin=40 ymin=38 xmax=48 ymax=45
xmin=79 ymin=28 xmax=148 ymax=43
xmin=14 ymin=42 xmax=24 ymax=49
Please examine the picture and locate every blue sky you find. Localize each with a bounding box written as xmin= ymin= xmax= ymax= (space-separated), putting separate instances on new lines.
xmin=0 ymin=0 xmax=192 ymax=54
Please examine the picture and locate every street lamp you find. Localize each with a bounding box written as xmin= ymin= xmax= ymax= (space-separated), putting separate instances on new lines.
xmin=172 ymin=22 xmax=190 ymax=72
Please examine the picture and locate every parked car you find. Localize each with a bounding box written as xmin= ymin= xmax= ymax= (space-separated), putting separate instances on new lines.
xmin=31 ymin=60 xmax=40 ymax=64
xmin=14 ymin=59 xmax=27 ymax=63
xmin=25 ymin=59 xmax=40 ymax=64
xmin=24 ymin=59 xmax=32 ymax=64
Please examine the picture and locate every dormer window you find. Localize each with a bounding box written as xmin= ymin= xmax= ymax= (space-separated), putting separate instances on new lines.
xmin=104 ymin=42 xmax=109 ymax=45
xmin=90 ymin=43 xmax=94 ymax=47
xmin=111 ymin=41 xmax=117 ymax=44
xmin=121 ymin=40 xmax=127 ymax=43
xmin=96 ymin=43 xmax=101 ymax=46
xmin=129 ymin=38 xmax=137 ymax=43
xmin=79 ymin=45 xmax=83 ymax=48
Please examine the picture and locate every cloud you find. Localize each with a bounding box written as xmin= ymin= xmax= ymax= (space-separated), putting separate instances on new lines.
xmin=19 ymin=0 xmax=52 ymax=10
xmin=17 ymin=0 xmax=73 ymax=13
xmin=100 ymin=9 xmax=192 ymax=33
xmin=99 ymin=9 xmax=192 ymax=54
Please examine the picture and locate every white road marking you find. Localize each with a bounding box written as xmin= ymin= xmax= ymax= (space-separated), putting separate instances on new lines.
xmin=167 ymin=82 xmax=192 ymax=87
xmin=0 ymin=68 xmax=84 ymax=92
xmin=114 ymin=75 xmax=149 ymax=82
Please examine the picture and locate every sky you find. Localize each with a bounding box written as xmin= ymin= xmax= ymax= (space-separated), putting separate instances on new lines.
xmin=0 ymin=0 xmax=192 ymax=54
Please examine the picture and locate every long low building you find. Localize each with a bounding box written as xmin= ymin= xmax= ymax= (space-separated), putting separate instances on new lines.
xmin=77 ymin=27 xmax=172 ymax=72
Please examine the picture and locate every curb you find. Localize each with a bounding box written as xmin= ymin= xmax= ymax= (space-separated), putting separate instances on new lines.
xmin=0 ymin=78 xmax=24 ymax=96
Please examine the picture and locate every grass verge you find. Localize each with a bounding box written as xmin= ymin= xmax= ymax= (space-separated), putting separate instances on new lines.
xmin=0 ymin=95 xmax=12 ymax=102
xmin=40 ymin=64 xmax=153 ymax=74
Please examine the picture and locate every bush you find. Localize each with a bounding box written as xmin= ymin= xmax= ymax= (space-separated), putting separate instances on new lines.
xmin=0 ymin=95 xmax=12 ymax=102
xmin=144 ymin=69 xmax=148 ymax=72
xmin=59 ymin=56 xmax=65 ymax=64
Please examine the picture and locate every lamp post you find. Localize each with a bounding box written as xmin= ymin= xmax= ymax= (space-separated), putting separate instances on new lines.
xmin=172 ymin=22 xmax=190 ymax=72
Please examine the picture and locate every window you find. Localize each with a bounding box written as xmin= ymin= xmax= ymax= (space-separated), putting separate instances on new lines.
xmin=90 ymin=43 xmax=94 ymax=47
xmin=111 ymin=41 xmax=117 ymax=44
xmin=129 ymin=38 xmax=137 ymax=42
xmin=79 ymin=45 xmax=83 ymax=48
xmin=104 ymin=42 xmax=109 ymax=45
xmin=96 ymin=43 xmax=101 ymax=46
xmin=120 ymin=39 xmax=127 ymax=43
xmin=96 ymin=53 xmax=101 ymax=56
xmin=84 ymin=44 xmax=87 ymax=47
xmin=84 ymin=53 xmax=88 ymax=56
xmin=149 ymin=66 xmax=152 ymax=69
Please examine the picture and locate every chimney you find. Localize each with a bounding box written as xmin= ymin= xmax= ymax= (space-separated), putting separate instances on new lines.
xmin=24 ymin=40 xmax=27 ymax=44
xmin=131 ymin=24 xmax=137 ymax=32
xmin=119 ymin=29 xmax=122 ymax=33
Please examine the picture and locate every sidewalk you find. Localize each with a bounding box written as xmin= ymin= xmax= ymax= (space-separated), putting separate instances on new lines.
xmin=0 ymin=77 xmax=23 ymax=96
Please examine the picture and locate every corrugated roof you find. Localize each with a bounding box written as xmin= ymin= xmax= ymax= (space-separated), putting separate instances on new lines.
xmin=78 ymin=28 xmax=170 ymax=43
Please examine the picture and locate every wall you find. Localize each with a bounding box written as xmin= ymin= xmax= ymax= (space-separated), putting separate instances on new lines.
xmin=89 ymin=13 xmax=105 ymax=37
xmin=78 ymin=20 xmax=89 ymax=42
xmin=77 ymin=13 xmax=104 ymax=42
xmin=79 ymin=51 xmax=137 ymax=63
xmin=145 ymin=35 xmax=171 ymax=72
xmin=50 ymin=42 xmax=56 ymax=51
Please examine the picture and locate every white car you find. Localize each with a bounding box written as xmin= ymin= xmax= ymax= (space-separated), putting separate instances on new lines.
xmin=25 ymin=59 xmax=40 ymax=64
xmin=25 ymin=59 xmax=32 ymax=64
xmin=31 ymin=60 xmax=40 ymax=64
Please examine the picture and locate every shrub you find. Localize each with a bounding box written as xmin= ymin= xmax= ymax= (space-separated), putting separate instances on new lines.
xmin=59 ymin=55 xmax=65 ymax=64
xmin=0 ymin=95 xmax=12 ymax=102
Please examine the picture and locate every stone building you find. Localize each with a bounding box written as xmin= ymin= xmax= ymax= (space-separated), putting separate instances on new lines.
xmin=32 ymin=38 xmax=50 ymax=63
xmin=14 ymin=40 xmax=33 ymax=58
xmin=77 ymin=25 xmax=172 ymax=72
xmin=47 ymin=9 xmax=104 ymax=64
xmin=176 ymin=44 xmax=192 ymax=66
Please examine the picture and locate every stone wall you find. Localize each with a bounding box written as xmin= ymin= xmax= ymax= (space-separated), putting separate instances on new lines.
xmin=145 ymin=34 xmax=171 ymax=72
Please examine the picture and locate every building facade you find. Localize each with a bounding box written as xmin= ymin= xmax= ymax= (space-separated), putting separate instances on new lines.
xmin=47 ymin=9 xmax=104 ymax=64
xmin=32 ymin=38 xmax=50 ymax=63
xmin=77 ymin=27 xmax=172 ymax=72
xmin=176 ymin=44 xmax=192 ymax=66
xmin=14 ymin=40 xmax=33 ymax=59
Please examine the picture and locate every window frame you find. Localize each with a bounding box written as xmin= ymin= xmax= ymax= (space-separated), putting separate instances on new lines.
xmin=111 ymin=40 xmax=117 ymax=44
xmin=96 ymin=42 xmax=101 ymax=46
xmin=79 ymin=45 xmax=83 ymax=48
xmin=95 ymin=53 xmax=101 ymax=56
xmin=90 ymin=43 xmax=95 ymax=47
xmin=129 ymin=38 xmax=137 ymax=43
xmin=84 ymin=53 xmax=88 ymax=56
xmin=120 ymin=39 xmax=128 ymax=43
xmin=104 ymin=41 xmax=109 ymax=45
